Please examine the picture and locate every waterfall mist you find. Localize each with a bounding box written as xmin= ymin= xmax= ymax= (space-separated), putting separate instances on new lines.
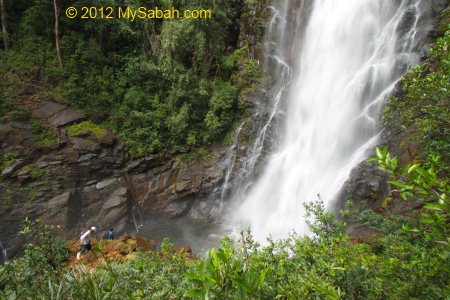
xmin=229 ymin=0 xmax=437 ymax=241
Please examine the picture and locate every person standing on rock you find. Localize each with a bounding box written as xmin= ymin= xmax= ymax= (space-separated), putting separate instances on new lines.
xmin=77 ymin=226 xmax=96 ymax=260
xmin=108 ymin=228 xmax=114 ymax=241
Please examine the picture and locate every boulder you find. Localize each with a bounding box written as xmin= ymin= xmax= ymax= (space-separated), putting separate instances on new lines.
xmin=32 ymin=101 xmax=66 ymax=119
xmin=69 ymin=137 xmax=100 ymax=152
xmin=102 ymin=195 xmax=126 ymax=210
xmin=48 ymin=107 xmax=86 ymax=127
xmin=96 ymin=178 xmax=118 ymax=190
xmin=1 ymin=160 xmax=27 ymax=177
xmin=100 ymin=132 xmax=116 ymax=145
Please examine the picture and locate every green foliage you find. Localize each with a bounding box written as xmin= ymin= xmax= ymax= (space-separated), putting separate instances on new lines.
xmin=31 ymin=121 xmax=59 ymax=147
xmin=9 ymin=109 xmax=31 ymax=122
xmin=383 ymin=26 xmax=450 ymax=163
xmin=370 ymin=146 xmax=449 ymax=244
xmin=185 ymin=235 xmax=268 ymax=299
xmin=0 ymin=218 xmax=70 ymax=299
xmin=304 ymin=196 xmax=345 ymax=242
xmin=45 ymin=250 xmax=195 ymax=299
xmin=67 ymin=120 xmax=107 ymax=139
xmin=0 ymin=152 xmax=15 ymax=170
xmin=0 ymin=0 xmax=253 ymax=155
xmin=160 ymin=237 xmax=174 ymax=254
xmin=0 ymin=97 xmax=31 ymax=123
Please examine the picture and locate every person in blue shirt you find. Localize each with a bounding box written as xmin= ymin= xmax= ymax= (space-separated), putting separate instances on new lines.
xmin=108 ymin=228 xmax=114 ymax=241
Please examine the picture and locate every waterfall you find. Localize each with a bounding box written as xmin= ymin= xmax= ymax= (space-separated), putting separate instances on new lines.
xmin=220 ymin=121 xmax=246 ymax=202
xmin=0 ymin=241 xmax=8 ymax=263
xmin=230 ymin=0 xmax=437 ymax=241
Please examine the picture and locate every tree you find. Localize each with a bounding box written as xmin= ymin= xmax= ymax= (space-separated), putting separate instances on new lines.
xmin=53 ymin=0 xmax=63 ymax=67
xmin=0 ymin=0 xmax=10 ymax=50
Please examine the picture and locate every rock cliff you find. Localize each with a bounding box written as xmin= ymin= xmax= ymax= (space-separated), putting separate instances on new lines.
xmin=0 ymin=98 xmax=229 ymax=260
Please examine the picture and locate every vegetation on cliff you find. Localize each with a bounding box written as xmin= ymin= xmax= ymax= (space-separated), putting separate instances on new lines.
xmin=383 ymin=25 xmax=450 ymax=165
xmin=0 ymin=0 xmax=263 ymax=155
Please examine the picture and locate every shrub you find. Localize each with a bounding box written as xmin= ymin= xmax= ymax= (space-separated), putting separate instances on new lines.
xmin=0 ymin=218 xmax=70 ymax=299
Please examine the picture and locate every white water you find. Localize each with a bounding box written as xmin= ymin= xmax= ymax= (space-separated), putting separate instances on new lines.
xmin=0 ymin=241 xmax=8 ymax=263
xmin=233 ymin=0 xmax=433 ymax=241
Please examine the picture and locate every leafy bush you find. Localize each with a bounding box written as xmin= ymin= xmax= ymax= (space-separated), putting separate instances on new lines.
xmin=370 ymin=147 xmax=449 ymax=243
xmin=0 ymin=218 xmax=70 ymax=299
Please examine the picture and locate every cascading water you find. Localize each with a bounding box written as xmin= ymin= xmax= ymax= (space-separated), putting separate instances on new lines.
xmin=0 ymin=241 xmax=8 ymax=263
xmin=231 ymin=0 xmax=438 ymax=241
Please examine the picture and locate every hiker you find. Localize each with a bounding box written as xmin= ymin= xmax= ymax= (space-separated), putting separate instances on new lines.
xmin=108 ymin=228 xmax=114 ymax=241
xmin=76 ymin=226 xmax=96 ymax=260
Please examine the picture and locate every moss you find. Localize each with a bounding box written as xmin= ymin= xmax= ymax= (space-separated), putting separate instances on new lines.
xmin=30 ymin=167 xmax=45 ymax=179
xmin=67 ymin=120 xmax=107 ymax=139
xmin=382 ymin=197 xmax=394 ymax=210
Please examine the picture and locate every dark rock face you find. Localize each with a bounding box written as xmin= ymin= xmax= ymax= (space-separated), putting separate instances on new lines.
xmin=0 ymin=102 xmax=228 ymax=259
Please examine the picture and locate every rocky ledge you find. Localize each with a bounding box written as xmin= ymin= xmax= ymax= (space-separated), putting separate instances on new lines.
xmin=66 ymin=234 xmax=194 ymax=270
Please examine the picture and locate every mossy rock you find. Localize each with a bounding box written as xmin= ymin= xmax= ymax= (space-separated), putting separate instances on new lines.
xmin=67 ymin=120 xmax=108 ymax=139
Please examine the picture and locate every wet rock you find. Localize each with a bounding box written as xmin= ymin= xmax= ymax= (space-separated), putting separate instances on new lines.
xmin=165 ymin=199 xmax=191 ymax=217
